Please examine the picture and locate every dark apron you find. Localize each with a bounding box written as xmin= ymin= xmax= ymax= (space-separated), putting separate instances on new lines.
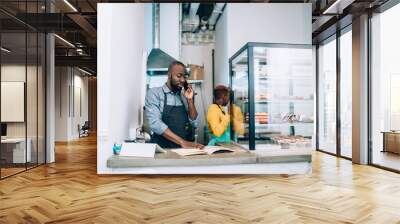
xmin=152 ymin=92 xmax=193 ymax=148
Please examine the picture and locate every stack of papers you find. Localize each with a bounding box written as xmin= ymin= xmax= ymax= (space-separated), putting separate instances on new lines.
xmin=119 ymin=143 xmax=157 ymax=158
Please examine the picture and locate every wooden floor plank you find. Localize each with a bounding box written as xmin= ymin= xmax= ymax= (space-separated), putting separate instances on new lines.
xmin=1 ymin=135 xmax=400 ymax=223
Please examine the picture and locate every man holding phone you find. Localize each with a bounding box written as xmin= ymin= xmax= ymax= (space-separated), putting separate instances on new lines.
xmin=145 ymin=61 xmax=204 ymax=149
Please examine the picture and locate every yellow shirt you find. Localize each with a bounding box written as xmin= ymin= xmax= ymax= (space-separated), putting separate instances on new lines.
xmin=207 ymin=104 xmax=230 ymax=137
xmin=231 ymin=104 xmax=245 ymax=135
xmin=207 ymin=104 xmax=245 ymax=137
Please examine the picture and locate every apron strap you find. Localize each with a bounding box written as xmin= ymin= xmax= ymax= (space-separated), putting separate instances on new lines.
xmin=216 ymin=104 xmax=226 ymax=115
xmin=163 ymin=91 xmax=189 ymax=116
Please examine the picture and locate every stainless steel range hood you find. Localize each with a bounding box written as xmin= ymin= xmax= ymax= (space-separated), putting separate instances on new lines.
xmin=147 ymin=3 xmax=178 ymax=76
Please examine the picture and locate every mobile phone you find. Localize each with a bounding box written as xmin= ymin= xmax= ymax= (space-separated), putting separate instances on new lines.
xmin=183 ymin=80 xmax=189 ymax=91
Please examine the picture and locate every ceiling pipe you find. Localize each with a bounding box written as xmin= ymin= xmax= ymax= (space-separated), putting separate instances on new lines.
xmin=189 ymin=3 xmax=200 ymax=21
xmin=63 ymin=0 xmax=78 ymax=12
xmin=312 ymin=15 xmax=334 ymax=33
xmin=208 ymin=3 xmax=226 ymax=27
xmin=152 ymin=3 xmax=160 ymax=49
xmin=188 ymin=3 xmax=200 ymax=32
xmin=322 ymin=0 xmax=355 ymax=14
xmin=54 ymin=33 xmax=75 ymax=48
xmin=147 ymin=3 xmax=179 ymax=75
xmin=179 ymin=3 xmax=182 ymax=59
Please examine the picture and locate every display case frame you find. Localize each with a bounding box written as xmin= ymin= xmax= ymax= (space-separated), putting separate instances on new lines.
xmin=229 ymin=42 xmax=313 ymax=150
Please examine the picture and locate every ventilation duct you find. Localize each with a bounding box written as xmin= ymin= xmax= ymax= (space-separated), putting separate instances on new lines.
xmin=147 ymin=3 xmax=178 ymax=76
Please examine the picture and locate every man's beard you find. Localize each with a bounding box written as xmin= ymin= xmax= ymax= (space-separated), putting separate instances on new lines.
xmin=171 ymin=83 xmax=182 ymax=93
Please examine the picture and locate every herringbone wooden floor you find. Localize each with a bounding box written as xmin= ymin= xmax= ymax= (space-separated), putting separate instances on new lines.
xmin=1 ymin=136 xmax=400 ymax=224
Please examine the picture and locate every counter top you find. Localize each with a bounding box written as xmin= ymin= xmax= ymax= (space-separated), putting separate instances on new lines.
xmin=107 ymin=148 xmax=311 ymax=168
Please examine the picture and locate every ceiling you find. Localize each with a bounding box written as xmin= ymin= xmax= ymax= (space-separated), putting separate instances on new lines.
xmin=0 ymin=0 xmax=392 ymax=75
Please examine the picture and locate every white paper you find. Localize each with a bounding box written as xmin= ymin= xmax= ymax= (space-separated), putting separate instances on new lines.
xmin=119 ymin=143 xmax=156 ymax=158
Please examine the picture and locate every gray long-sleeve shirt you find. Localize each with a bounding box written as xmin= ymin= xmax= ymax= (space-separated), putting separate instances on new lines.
xmin=145 ymin=84 xmax=198 ymax=135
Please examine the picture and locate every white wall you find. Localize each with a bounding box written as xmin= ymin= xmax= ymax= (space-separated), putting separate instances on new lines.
xmin=71 ymin=72 xmax=89 ymax=138
xmin=181 ymin=44 xmax=214 ymax=106
xmin=227 ymin=3 xmax=311 ymax=56
xmin=1 ymin=64 xmax=47 ymax=163
xmin=54 ymin=67 xmax=89 ymax=141
xmin=55 ymin=67 xmax=69 ymax=141
xmin=214 ymin=8 xmax=229 ymax=86
xmin=1 ymin=65 xmax=40 ymax=138
xmin=181 ymin=44 xmax=215 ymax=144
xmin=215 ymin=3 xmax=312 ymax=85
xmin=97 ymin=4 xmax=146 ymax=174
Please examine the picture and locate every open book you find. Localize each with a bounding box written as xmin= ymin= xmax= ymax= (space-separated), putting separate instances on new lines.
xmin=171 ymin=146 xmax=247 ymax=157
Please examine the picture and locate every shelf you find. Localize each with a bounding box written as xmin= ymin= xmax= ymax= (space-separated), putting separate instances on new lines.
xmin=256 ymin=75 xmax=312 ymax=80
xmin=256 ymin=123 xmax=313 ymax=127
xmin=233 ymin=75 xmax=249 ymax=80
xmin=245 ymin=122 xmax=314 ymax=128
xmin=234 ymin=75 xmax=313 ymax=81
xmin=237 ymin=99 xmax=314 ymax=104
xmin=187 ymin=80 xmax=203 ymax=84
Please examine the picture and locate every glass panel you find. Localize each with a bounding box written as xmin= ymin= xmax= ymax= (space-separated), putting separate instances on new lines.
xmin=27 ymin=31 xmax=38 ymax=169
xmin=231 ymin=50 xmax=249 ymax=149
xmin=340 ymin=29 xmax=352 ymax=158
xmin=318 ymin=37 xmax=337 ymax=154
xmin=371 ymin=4 xmax=400 ymax=171
xmin=0 ymin=1 xmax=46 ymax=178
xmin=253 ymin=46 xmax=314 ymax=150
xmin=1 ymin=31 xmax=27 ymax=177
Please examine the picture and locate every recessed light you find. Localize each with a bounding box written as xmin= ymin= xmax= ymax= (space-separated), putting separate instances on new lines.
xmin=322 ymin=0 xmax=353 ymax=15
xmin=78 ymin=67 xmax=93 ymax=76
xmin=54 ymin=34 xmax=75 ymax=48
xmin=63 ymin=0 xmax=78 ymax=12
xmin=1 ymin=47 xmax=11 ymax=53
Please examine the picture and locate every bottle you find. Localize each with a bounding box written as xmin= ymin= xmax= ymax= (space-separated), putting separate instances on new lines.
xmin=113 ymin=142 xmax=122 ymax=155
xmin=135 ymin=127 xmax=145 ymax=143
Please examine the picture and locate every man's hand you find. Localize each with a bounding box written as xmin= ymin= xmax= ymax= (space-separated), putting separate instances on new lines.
xmin=184 ymin=85 xmax=194 ymax=100
xmin=183 ymin=83 xmax=198 ymax=121
xmin=180 ymin=140 xmax=204 ymax=149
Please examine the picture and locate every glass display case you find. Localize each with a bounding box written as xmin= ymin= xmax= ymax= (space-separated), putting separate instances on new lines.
xmin=229 ymin=43 xmax=314 ymax=150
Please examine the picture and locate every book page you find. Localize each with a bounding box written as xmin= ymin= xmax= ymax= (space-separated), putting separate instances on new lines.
xmin=171 ymin=148 xmax=207 ymax=156
xmin=203 ymin=146 xmax=235 ymax=155
xmin=172 ymin=146 xmax=246 ymax=156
